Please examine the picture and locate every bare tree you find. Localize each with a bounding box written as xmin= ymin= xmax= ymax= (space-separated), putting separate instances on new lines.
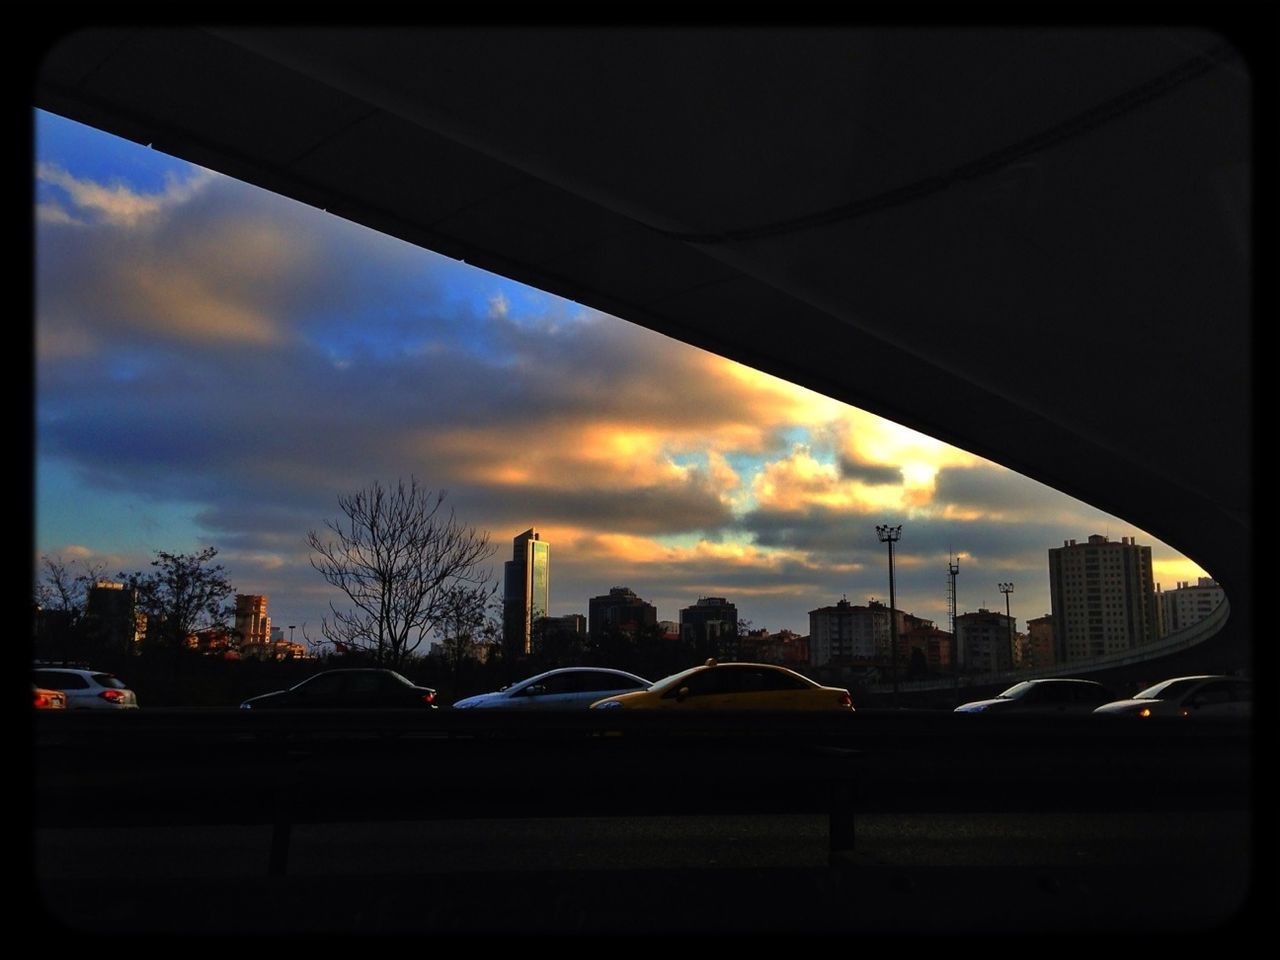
xmin=35 ymin=554 xmax=105 ymax=619
xmin=308 ymin=478 xmax=495 ymax=668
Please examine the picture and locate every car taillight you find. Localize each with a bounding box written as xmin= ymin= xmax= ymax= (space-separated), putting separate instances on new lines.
xmin=1138 ymin=707 xmax=1151 ymax=718
xmin=34 ymin=693 xmax=50 ymax=708
xmin=839 ymin=692 xmax=852 ymax=709
xmin=422 ymin=692 xmax=435 ymax=704
xmin=100 ymin=689 xmax=127 ymax=702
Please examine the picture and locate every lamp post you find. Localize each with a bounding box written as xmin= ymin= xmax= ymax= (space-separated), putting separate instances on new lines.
xmin=997 ymin=583 xmax=1014 ymax=670
xmin=876 ymin=524 xmax=902 ymax=706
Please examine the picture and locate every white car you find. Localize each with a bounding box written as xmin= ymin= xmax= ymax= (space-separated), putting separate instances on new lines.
xmin=452 ymin=667 xmax=650 ymax=710
xmin=32 ymin=667 xmax=139 ymax=710
xmin=1093 ymin=675 xmax=1251 ymax=718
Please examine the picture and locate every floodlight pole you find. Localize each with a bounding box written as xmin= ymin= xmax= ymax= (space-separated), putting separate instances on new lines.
xmin=876 ymin=524 xmax=902 ymax=707
xmin=998 ymin=583 xmax=1014 ymax=670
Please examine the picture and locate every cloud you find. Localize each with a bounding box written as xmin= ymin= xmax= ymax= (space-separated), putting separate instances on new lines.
xmin=36 ymin=162 xmax=216 ymax=226
xmin=35 ymin=125 xmax=1207 ymax=634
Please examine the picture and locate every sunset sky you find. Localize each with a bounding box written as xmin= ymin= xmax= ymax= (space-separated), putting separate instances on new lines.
xmin=33 ymin=109 xmax=1212 ymax=644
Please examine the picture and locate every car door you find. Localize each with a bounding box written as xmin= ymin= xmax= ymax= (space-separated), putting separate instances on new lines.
xmin=511 ymin=672 xmax=580 ymax=709
xmin=567 ymin=671 xmax=644 ymax=708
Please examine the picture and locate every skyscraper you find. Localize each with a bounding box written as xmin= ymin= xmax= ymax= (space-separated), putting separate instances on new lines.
xmin=1048 ymin=534 xmax=1157 ymax=663
xmin=503 ymin=529 xmax=550 ymax=658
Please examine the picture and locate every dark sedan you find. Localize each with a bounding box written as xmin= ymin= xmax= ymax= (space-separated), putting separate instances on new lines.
xmin=239 ymin=668 xmax=437 ymax=709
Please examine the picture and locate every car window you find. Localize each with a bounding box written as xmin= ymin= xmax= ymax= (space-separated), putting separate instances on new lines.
xmin=571 ymin=672 xmax=622 ymax=693
xmin=346 ymin=672 xmax=382 ymax=695
xmin=34 ymin=670 xmax=89 ymax=690
xmin=525 ymin=674 xmax=576 ymax=695
xmin=295 ymin=673 xmax=347 ymax=696
xmin=92 ymin=673 xmax=127 ymax=689
xmin=380 ymin=672 xmax=413 ymax=692
xmin=1190 ymin=681 xmax=1243 ymax=706
xmin=681 ymin=669 xmax=731 ymax=696
xmin=1075 ymin=684 xmax=1110 ymax=702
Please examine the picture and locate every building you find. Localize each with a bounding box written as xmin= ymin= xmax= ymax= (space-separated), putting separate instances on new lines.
xmin=1048 ymin=534 xmax=1157 ymax=662
xmin=503 ymin=528 xmax=550 ymax=659
xmin=1025 ymin=614 xmax=1055 ymax=669
xmin=680 ymin=596 xmax=739 ymax=660
xmin=85 ymin=580 xmax=146 ymax=654
xmin=955 ymin=608 xmax=1015 ymax=674
xmin=808 ymin=599 xmax=905 ymax=667
xmin=1156 ymin=578 xmax=1225 ymax=637
xmin=901 ymin=623 xmax=953 ymax=675
xmin=588 ymin=586 xmax=657 ymax=643
xmin=235 ymin=594 xmax=272 ymax=658
xmin=744 ymin=629 xmax=809 ymax=666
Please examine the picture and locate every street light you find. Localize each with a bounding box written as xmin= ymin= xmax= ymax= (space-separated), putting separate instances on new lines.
xmin=876 ymin=524 xmax=902 ymax=705
xmin=997 ymin=583 xmax=1014 ymax=669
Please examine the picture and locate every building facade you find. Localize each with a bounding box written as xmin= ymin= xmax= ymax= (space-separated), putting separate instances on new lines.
xmin=679 ymin=596 xmax=739 ymax=660
xmin=588 ymin=586 xmax=657 ymax=643
xmin=955 ymin=608 xmax=1016 ymax=674
xmin=85 ymin=580 xmax=146 ymax=655
xmin=503 ymin=528 xmax=550 ymax=659
xmin=1025 ymin=614 xmax=1055 ymax=669
xmin=808 ymin=599 xmax=905 ymax=667
xmin=235 ymin=594 xmax=273 ymax=659
xmin=1048 ymin=534 xmax=1157 ymax=662
xmin=1156 ymin=578 xmax=1225 ymax=637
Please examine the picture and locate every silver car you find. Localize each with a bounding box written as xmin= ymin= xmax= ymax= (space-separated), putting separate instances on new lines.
xmin=32 ymin=667 xmax=139 ymax=709
xmin=1093 ymin=675 xmax=1251 ymax=718
xmin=452 ymin=667 xmax=650 ymax=710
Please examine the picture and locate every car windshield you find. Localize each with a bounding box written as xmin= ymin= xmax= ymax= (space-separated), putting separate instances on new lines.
xmin=1131 ymin=678 xmax=1209 ymax=700
xmin=647 ymin=666 xmax=706 ymax=693
xmin=996 ymin=682 xmax=1036 ymax=700
xmin=92 ymin=674 xmax=127 ymax=689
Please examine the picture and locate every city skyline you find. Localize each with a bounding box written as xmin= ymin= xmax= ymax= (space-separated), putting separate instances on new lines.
xmin=34 ymin=109 xmax=1213 ymax=641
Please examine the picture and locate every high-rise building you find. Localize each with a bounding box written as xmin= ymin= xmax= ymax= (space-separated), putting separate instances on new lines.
xmin=1048 ymin=534 xmax=1157 ymax=662
xmin=955 ymin=608 xmax=1015 ymax=674
xmin=1156 ymin=578 xmax=1225 ymax=637
xmin=503 ymin=529 xmax=550 ymax=658
xmin=679 ymin=596 xmax=739 ymax=660
xmin=235 ymin=594 xmax=272 ymax=658
xmin=588 ymin=586 xmax=657 ymax=643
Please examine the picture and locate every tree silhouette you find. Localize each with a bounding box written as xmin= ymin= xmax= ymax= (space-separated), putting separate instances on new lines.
xmin=308 ymin=478 xmax=494 ymax=668
xmin=124 ymin=547 xmax=234 ymax=652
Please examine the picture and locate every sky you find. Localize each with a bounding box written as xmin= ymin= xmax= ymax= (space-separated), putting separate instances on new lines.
xmin=32 ymin=108 xmax=1213 ymax=647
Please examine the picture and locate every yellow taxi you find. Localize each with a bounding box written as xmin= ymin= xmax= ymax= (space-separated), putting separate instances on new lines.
xmin=590 ymin=660 xmax=853 ymax=711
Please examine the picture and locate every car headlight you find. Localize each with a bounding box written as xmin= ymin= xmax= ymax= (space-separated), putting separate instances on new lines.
xmin=592 ymin=700 xmax=623 ymax=710
xmin=239 ymin=702 xmax=252 ymax=710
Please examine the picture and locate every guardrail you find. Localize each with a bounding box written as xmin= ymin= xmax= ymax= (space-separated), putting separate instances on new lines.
xmin=32 ymin=709 xmax=1250 ymax=878
xmin=867 ymin=596 xmax=1233 ymax=696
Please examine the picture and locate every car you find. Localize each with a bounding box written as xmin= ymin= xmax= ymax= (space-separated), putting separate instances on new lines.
xmin=32 ymin=685 xmax=68 ymax=710
xmin=32 ymin=667 xmax=139 ymax=710
xmin=238 ymin=668 xmax=437 ymax=709
xmin=954 ymin=678 xmax=1115 ymax=714
xmin=590 ymin=660 xmax=853 ymax=711
xmin=452 ymin=667 xmax=651 ymax=710
xmin=1093 ymin=675 xmax=1252 ymax=718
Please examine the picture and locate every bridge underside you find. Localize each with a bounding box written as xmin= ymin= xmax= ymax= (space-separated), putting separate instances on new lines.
xmin=34 ymin=27 xmax=1259 ymax=662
